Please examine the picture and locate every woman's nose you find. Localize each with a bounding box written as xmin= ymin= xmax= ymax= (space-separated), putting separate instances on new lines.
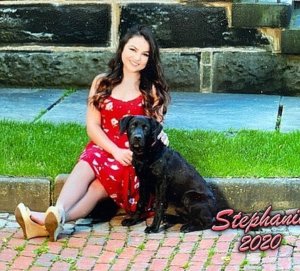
xmin=133 ymin=53 xmax=141 ymax=61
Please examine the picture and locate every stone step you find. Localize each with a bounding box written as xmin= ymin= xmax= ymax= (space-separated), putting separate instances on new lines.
xmin=52 ymin=175 xmax=300 ymax=214
xmin=281 ymin=8 xmax=300 ymax=53
xmin=231 ymin=2 xmax=292 ymax=28
xmin=0 ymin=3 xmax=111 ymax=46
xmin=1 ymin=174 xmax=299 ymax=213
xmin=0 ymin=1 xmax=299 ymax=94
xmin=0 ymin=1 xmax=268 ymax=48
xmin=289 ymin=7 xmax=300 ymax=28
xmin=281 ymin=28 xmax=300 ymax=53
xmin=0 ymin=47 xmax=299 ymax=94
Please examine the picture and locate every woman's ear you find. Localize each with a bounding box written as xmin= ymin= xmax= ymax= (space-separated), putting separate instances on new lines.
xmin=119 ymin=116 xmax=133 ymax=134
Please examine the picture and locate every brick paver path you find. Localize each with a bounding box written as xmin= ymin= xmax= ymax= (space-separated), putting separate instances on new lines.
xmin=0 ymin=213 xmax=300 ymax=270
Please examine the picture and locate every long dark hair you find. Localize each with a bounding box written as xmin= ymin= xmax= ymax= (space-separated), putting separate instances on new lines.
xmin=90 ymin=25 xmax=170 ymax=121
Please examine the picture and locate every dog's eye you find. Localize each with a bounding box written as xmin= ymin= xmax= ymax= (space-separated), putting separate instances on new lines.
xmin=142 ymin=125 xmax=148 ymax=130
xmin=130 ymin=123 xmax=137 ymax=128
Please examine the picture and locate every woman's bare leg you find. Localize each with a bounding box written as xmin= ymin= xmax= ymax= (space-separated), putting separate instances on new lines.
xmin=56 ymin=160 xmax=96 ymax=212
xmin=31 ymin=160 xmax=103 ymax=224
xmin=66 ymin=179 xmax=108 ymax=221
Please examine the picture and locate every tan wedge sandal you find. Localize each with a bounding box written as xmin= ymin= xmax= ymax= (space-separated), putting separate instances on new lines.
xmin=45 ymin=206 xmax=65 ymax=242
xmin=14 ymin=203 xmax=49 ymax=239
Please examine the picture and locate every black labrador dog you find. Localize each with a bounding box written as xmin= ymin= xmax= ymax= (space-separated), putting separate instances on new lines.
xmin=120 ymin=115 xmax=217 ymax=233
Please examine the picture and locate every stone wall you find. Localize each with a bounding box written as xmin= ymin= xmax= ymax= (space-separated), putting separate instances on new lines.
xmin=0 ymin=0 xmax=299 ymax=95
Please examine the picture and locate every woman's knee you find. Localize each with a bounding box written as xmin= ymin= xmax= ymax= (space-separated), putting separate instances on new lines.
xmin=65 ymin=160 xmax=95 ymax=187
xmin=88 ymin=179 xmax=109 ymax=199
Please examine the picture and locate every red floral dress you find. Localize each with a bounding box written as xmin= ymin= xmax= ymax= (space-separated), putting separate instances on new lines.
xmin=79 ymin=95 xmax=145 ymax=214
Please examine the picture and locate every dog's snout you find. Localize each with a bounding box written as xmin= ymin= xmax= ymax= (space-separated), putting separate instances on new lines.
xmin=134 ymin=134 xmax=142 ymax=141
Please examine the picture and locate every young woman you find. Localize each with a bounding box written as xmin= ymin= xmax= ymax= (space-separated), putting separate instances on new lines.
xmin=15 ymin=25 xmax=170 ymax=241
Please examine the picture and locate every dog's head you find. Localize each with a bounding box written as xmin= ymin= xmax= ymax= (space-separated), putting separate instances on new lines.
xmin=120 ymin=115 xmax=163 ymax=154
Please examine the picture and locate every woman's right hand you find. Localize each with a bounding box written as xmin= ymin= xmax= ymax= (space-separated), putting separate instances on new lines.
xmin=112 ymin=148 xmax=133 ymax=166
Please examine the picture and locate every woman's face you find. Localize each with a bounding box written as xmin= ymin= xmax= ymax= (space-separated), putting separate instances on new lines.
xmin=121 ymin=36 xmax=150 ymax=74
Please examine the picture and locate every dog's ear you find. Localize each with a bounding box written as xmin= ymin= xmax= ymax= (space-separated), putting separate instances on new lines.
xmin=149 ymin=118 xmax=163 ymax=139
xmin=119 ymin=116 xmax=134 ymax=134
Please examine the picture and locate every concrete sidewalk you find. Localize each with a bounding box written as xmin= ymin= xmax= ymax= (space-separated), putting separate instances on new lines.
xmin=1 ymin=88 xmax=300 ymax=270
xmin=1 ymin=88 xmax=300 ymax=132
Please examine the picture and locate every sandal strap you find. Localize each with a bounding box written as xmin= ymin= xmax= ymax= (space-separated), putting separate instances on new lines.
xmin=56 ymin=206 xmax=66 ymax=225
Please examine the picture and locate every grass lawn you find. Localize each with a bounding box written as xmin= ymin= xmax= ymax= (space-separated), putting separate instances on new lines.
xmin=1 ymin=120 xmax=300 ymax=179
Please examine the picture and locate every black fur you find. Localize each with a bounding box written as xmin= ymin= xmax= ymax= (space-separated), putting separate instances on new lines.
xmin=120 ymin=115 xmax=217 ymax=233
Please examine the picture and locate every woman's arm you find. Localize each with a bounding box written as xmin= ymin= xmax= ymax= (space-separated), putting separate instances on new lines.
xmin=86 ymin=74 xmax=133 ymax=166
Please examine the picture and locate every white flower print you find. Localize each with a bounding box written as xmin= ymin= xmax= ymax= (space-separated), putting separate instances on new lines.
xmin=129 ymin=198 xmax=137 ymax=205
xmin=134 ymin=183 xmax=139 ymax=189
xmin=105 ymin=102 xmax=113 ymax=111
xmin=109 ymin=175 xmax=117 ymax=181
xmin=111 ymin=193 xmax=117 ymax=199
xmin=92 ymin=159 xmax=98 ymax=166
xmin=111 ymin=165 xmax=119 ymax=170
xmin=111 ymin=118 xmax=118 ymax=127
xmin=125 ymin=141 xmax=129 ymax=148
xmin=95 ymin=152 xmax=101 ymax=158
xmin=93 ymin=166 xmax=100 ymax=175
xmin=108 ymin=158 xmax=115 ymax=162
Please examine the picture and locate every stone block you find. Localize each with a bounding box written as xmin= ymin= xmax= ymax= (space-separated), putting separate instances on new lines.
xmin=182 ymin=0 xmax=232 ymax=3
xmin=283 ymin=55 xmax=300 ymax=95
xmin=53 ymin=175 xmax=300 ymax=214
xmin=211 ymin=50 xmax=286 ymax=94
xmin=0 ymin=4 xmax=111 ymax=45
xmin=0 ymin=176 xmax=51 ymax=212
xmin=201 ymin=65 xmax=212 ymax=90
xmin=223 ymin=28 xmax=269 ymax=46
xmin=120 ymin=3 xmax=228 ymax=47
xmin=281 ymin=29 xmax=300 ymax=54
xmin=52 ymin=174 xmax=69 ymax=204
xmin=258 ymin=28 xmax=281 ymax=53
xmin=208 ymin=178 xmax=300 ymax=213
xmin=0 ymin=50 xmax=114 ymax=88
xmin=232 ymin=3 xmax=292 ymax=28
xmin=202 ymin=51 xmax=212 ymax=65
xmin=120 ymin=3 xmax=269 ymax=47
xmin=161 ymin=52 xmax=200 ymax=91
xmin=0 ymin=50 xmax=199 ymax=91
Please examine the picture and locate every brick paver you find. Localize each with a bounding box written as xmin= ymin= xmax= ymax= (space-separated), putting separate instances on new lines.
xmin=0 ymin=213 xmax=299 ymax=270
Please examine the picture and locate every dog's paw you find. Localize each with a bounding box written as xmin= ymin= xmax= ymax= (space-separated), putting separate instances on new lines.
xmin=144 ymin=225 xmax=159 ymax=233
xmin=122 ymin=217 xmax=143 ymax=226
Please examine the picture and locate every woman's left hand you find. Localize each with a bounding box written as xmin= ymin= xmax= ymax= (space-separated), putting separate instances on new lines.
xmin=158 ymin=130 xmax=169 ymax=146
